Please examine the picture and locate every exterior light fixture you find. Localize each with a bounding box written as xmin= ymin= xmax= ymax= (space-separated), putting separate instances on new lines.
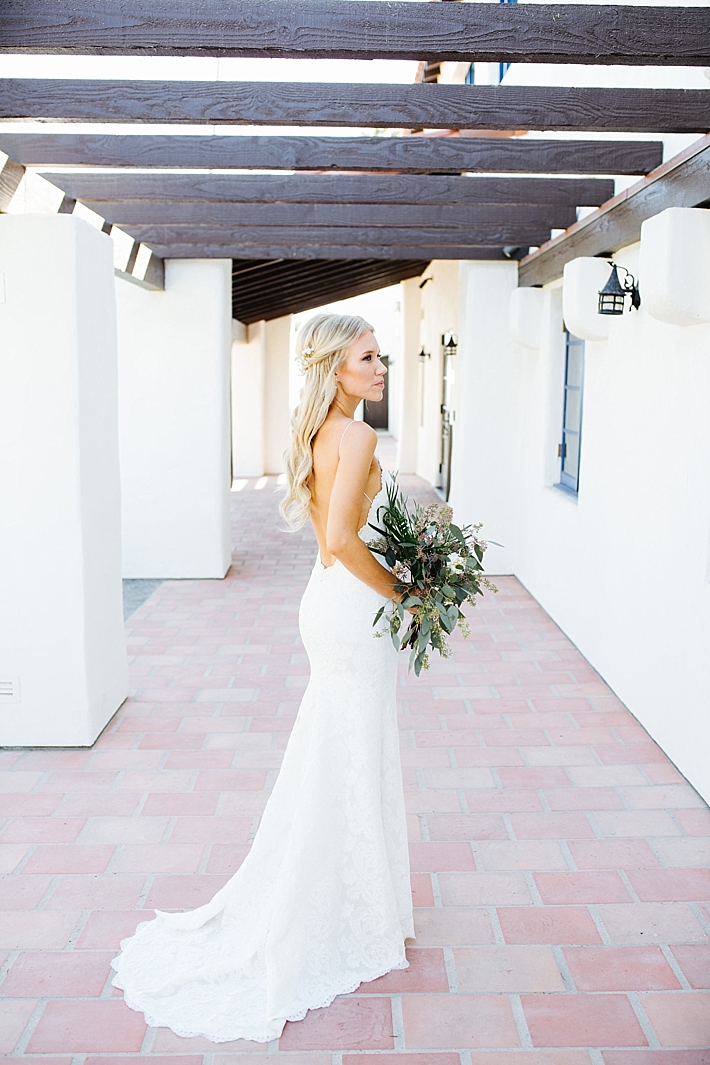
xmin=598 ymin=261 xmax=641 ymax=315
xmin=503 ymin=246 xmax=529 ymax=261
xmin=419 ymin=276 xmax=433 ymax=289
xmin=418 ymin=347 xmax=430 ymax=362
xmin=442 ymin=332 xmax=458 ymax=355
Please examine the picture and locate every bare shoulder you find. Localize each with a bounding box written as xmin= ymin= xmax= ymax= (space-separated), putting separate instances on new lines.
xmin=339 ymin=420 xmax=377 ymax=456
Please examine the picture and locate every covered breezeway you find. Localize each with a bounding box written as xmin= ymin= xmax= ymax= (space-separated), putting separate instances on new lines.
xmin=1 ymin=2 xmax=709 ymax=1058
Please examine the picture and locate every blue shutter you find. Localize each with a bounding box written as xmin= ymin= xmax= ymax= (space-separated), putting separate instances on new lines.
xmin=559 ymin=330 xmax=585 ymax=493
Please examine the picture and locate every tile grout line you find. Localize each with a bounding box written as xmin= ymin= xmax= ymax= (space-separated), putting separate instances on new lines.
xmin=627 ymin=990 xmax=661 ymax=1048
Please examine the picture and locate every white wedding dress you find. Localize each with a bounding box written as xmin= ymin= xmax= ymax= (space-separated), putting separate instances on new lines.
xmin=111 ymin=471 xmax=414 ymax=1043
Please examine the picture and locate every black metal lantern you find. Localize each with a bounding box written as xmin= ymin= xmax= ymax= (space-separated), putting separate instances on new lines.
xmin=417 ymin=346 xmax=430 ymax=362
xmin=442 ymin=332 xmax=458 ymax=355
xmin=598 ymin=262 xmax=641 ymax=315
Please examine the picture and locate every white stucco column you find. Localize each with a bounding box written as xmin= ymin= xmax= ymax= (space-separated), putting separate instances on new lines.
xmin=263 ymin=315 xmax=292 ymax=475
xmin=0 ymin=214 xmax=128 ymax=746
xmin=116 ymin=259 xmax=232 ymax=579
xmin=449 ymin=260 xmax=519 ymax=573
xmin=396 ymin=277 xmax=421 ymax=474
xmin=231 ymin=315 xmax=292 ymax=477
xmin=231 ymin=321 xmax=265 ymax=478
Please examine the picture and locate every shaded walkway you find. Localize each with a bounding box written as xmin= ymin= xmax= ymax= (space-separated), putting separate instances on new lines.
xmin=1 ymin=476 xmax=709 ymax=1060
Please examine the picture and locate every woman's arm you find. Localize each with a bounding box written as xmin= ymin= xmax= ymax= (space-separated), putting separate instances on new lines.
xmin=325 ymin=421 xmax=399 ymax=599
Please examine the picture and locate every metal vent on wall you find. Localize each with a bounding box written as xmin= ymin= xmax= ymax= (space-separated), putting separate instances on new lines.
xmin=0 ymin=677 xmax=21 ymax=703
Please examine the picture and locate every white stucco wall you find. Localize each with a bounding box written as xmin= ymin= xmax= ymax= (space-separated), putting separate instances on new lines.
xmin=116 ymin=259 xmax=232 ymax=578
xmin=417 ymin=261 xmax=460 ymax=488
xmin=396 ymin=278 xmax=422 ymax=474
xmin=231 ymin=315 xmax=292 ymax=477
xmin=263 ymin=316 xmax=292 ymax=475
xmin=232 ymin=322 xmax=265 ymax=478
xmin=447 ymin=242 xmax=710 ymax=803
xmin=449 ymin=260 xmax=521 ymax=573
xmin=0 ymin=214 xmax=128 ymax=746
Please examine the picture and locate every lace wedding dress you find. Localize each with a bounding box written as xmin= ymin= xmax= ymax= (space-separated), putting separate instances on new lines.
xmin=111 ymin=472 xmax=414 ymax=1043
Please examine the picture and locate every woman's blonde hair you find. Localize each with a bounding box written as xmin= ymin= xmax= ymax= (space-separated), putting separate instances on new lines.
xmin=280 ymin=311 xmax=373 ymax=530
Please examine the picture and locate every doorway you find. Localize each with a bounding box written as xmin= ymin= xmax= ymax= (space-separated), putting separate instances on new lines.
xmin=438 ymin=347 xmax=455 ymax=500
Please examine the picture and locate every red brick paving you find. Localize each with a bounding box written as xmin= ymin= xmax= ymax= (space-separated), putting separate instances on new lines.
xmin=1 ymin=474 xmax=709 ymax=1062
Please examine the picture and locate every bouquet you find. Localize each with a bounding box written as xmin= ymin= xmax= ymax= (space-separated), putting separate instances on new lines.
xmin=367 ymin=477 xmax=497 ymax=675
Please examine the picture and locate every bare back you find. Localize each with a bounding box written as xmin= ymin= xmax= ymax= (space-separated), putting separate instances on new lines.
xmin=309 ymin=416 xmax=382 ymax=569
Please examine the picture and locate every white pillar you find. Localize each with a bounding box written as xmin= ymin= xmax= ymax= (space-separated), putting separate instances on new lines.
xmin=449 ymin=260 xmax=520 ymax=574
xmin=263 ymin=315 xmax=292 ymax=475
xmin=417 ymin=260 xmax=460 ymax=487
xmin=396 ymin=278 xmax=421 ymax=474
xmin=231 ymin=321 xmax=265 ymax=478
xmin=0 ymin=214 xmax=128 ymax=746
xmin=116 ymin=259 xmax=232 ymax=579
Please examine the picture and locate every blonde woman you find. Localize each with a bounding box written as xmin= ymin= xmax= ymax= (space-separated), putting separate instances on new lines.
xmin=112 ymin=313 xmax=413 ymax=1042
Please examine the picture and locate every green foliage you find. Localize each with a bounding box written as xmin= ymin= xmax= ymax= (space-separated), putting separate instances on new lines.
xmin=368 ymin=478 xmax=497 ymax=674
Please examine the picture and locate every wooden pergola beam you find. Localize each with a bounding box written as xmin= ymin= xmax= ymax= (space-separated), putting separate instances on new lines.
xmin=232 ymin=259 xmax=433 ymax=325
xmin=519 ymin=134 xmax=710 ymax=286
xmin=150 ymin=244 xmax=518 ymax=261
xmin=0 ymin=135 xmax=663 ymax=175
xmin=2 ymin=1 xmax=708 ymax=65
xmin=36 ymin=173 xmax=617 ymax=208
xmin=115 ymin=223 xmax=553 ymax=247
xmin=0 ymin=152 xmax=164 ymax=288
xmin=4 ymin=80 xmax=709 ymax=133
xmin=90 ymin=201 xmax=578 ymax=229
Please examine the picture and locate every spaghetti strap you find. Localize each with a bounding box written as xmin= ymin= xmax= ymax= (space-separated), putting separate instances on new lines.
xmin=338 ymin=420 xmax=355 ymax=457
xmin=338 ymin=421 xmax=380 ymax=505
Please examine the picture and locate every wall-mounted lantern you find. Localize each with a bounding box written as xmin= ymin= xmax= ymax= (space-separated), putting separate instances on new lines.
xmin=442 ymin=332 xmax=458 ymax=356
xmin=598 ymin=262 xmax=641 ymax=315
xmin=418 ymin=347 xmax=431 ymax=362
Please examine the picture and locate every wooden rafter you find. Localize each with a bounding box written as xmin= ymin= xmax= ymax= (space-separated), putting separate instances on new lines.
xmin=231 ymin=259 xmax=432 ymax=324
xmin=0 ymin=135 xmax=663 ymax=175
xmin=3 ymin=80 xmax=709 ymax=133
xmin=87 ymin=202 xmax=578 ymax=229
xmin=36 ymin=173 xmax=616 ymax=208
xmin=118 ymin=223 xmax=552 ymax=247
xmin=2 ymin=1 xmax=708 ymax=65
xmin=519 ymin=134 xmax=710 ymax=286
xmin=148 ymin=243 xmax=519 ymax=261
xmin=0 ymin=153 xmax=164 ymax=288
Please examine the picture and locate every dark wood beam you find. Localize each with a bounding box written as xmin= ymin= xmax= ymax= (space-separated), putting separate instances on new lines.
xmin=37 ymin=172 xmax=616 ymax=208
xmin=0 ymin=153 xmax=165 ymax=288
xmin=2 ymin=1 xmax=708 ymax=65
xmin=234 ymin=260 xmax=423 ymax=310
xmin=4 ymin=80 xmax=709 ymax=133
xmin=0 ymin=152 xmax=24 ymax=210
xmin=231 ymin=259 xmax=433 ymax=324
xmin=116 ymin=223 xmax=551 ymax=247
xmin=519 ymin=134 xmax=710 ymax=286
xmin=0 ymin=134 xmax=663 ymax=175
xmin=151 ymin=244 xmax=517 ymax=261
xmin=92 ymin=201 xmax=577 ymax=229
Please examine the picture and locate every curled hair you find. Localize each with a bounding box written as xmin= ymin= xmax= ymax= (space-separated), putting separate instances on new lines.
xmin=280 ymin=312 xmax=373 ymax=530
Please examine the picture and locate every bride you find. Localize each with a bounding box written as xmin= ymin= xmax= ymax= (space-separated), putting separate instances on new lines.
xmin=112 ymin=312 xmax=414 ymax=1043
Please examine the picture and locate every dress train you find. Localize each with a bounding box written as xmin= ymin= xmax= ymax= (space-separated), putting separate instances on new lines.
xmin=111 ymin=477 xmax=413 ymax=1043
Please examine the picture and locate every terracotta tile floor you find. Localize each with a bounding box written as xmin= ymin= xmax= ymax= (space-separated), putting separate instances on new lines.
xmin=1 ymin=474 xmax=709 ymax=1064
